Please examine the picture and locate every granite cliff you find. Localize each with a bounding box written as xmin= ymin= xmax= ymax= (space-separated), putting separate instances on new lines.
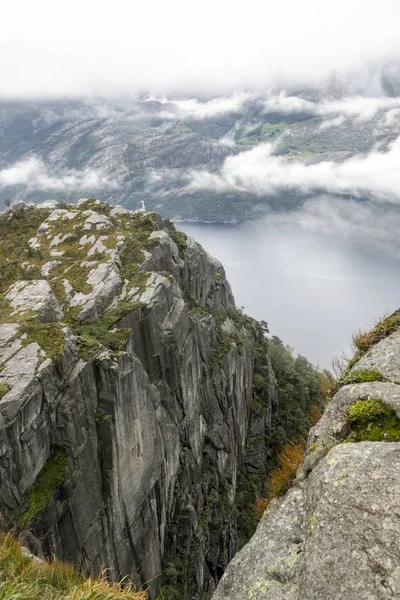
xmin=0 ymin=199 xmax=285 ymax=599
xmin=214 ymin=316 xmax=400 ymax=599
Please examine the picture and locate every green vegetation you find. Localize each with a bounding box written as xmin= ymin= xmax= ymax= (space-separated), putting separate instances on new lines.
xmin=346 ymin=398 xmax=400 ymax=443
xmin=0 ymin=206 xmax=51 ymax=295
xmin=18 ymin=322 xmax=66 ymax=362
xmin=0 ymin=203 xmax=165 ymax=364
xmin=164 ymin=219 xmax=187 ymax=257
xmin=75 ymin=302 xmax=145 ymax=360
xmin=337 ymin=369 xmax=385 ymax=388
xmin=278 ymin=139 xmax=328 ymax=158
xmin=0 ymin=382 xmax=10 ymax=399
xmin=261 ymin=122 xmax=287 ymax=139
xmin=0 ymin=533 xmax=147 ymax=599
xmin=18 ymin=447 xmax=69 ymax=528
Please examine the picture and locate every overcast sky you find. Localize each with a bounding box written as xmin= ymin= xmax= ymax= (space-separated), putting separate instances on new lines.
xmin=1 ymin=0 xmax=400 ymax=96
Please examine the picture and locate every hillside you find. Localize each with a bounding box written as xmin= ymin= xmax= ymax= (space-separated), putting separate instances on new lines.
xmin=1 ymin=90 xmax=400 ymax=221
xmin=0 ymin=199 xmax=324 ymax=599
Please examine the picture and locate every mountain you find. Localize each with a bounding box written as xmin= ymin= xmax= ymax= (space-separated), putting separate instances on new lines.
xmin=1 ymin=90 xmax=400 ymax=221
xmin=0 ymin=199 xmax=323 ymax=599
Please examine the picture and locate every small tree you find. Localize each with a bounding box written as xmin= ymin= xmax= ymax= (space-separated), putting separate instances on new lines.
xmin=4 ymin=198 xmax=11 ymax=208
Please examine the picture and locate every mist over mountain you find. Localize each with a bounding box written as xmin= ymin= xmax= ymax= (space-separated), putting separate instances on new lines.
xmin=3 ymin=80 xmax=400 ymax=229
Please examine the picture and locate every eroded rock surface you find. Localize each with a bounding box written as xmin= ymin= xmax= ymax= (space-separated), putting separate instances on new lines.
xmin=0 ymin=200 xmax=276 ymax=600
xmin=214 ymin=329 xmax=400 ymax=600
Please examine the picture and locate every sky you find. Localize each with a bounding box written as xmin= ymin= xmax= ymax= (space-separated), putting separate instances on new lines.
xmin=1 ymin=0 xmax=400 ymax=96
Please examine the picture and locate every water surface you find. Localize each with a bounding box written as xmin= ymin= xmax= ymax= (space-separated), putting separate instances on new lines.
xmin=180 ymin=221 xmax=400 ymax=367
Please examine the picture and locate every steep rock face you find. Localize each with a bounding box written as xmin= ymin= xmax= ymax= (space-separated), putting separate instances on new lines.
xmin=213 ymin=330 xmax=400 ymax=600
xmin=0 ymin=200 xmax=275 ymax=599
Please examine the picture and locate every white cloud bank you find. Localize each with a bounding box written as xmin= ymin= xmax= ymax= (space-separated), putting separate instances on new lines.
xmin=1 ymin=0 xmax=400 ymax=96
xmin=0 ymin=157 xmax=119 ymax=191
xmin=187 ymin=136 xmax=400 ymax=202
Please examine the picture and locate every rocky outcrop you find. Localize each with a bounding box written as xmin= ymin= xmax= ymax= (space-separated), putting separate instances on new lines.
xmin=0 ymin=200 xmax=276 ymax=599
xmin=214 ymin=329 xmax=400 ymax=599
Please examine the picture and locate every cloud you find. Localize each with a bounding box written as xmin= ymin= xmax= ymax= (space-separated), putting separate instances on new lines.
xmin=158 ymin=93 xmax=251 ymax=120
xmin=1 ymin=0 xmax=400 ymax=96
xmin=0 ymin=157 xmax=120 ymax=191
xmin=268 ymin=196 xmax=400 ymax=242
xmin=187 ymin=136 xmax=400 ymax=202
xmin=262 ymin=92 xmax=400 ymax=121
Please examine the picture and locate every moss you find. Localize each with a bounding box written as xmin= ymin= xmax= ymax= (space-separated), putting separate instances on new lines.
xmin=164 ymin=219 xmax=187 ymax=257
xmin=0 ymin=382 xmax=10 ymax=399
xmin=18 ymin=446 xmax=69 ymax=528
xmin=75 ymin=301 xmax=144 ymax=360
xmin=337 ymin=369 xmax=385 ymax=388
xmin=18 ymin=321 xmax=65 ymax=362
xmin=346 ymin=398 xmax=400 ymax=443
xmin=215 ymin=271 xmax=223 ymax=284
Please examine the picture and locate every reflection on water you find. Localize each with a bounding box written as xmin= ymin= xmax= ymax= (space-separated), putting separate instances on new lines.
xmin=180 ymin=221 xmax=400 ymax=367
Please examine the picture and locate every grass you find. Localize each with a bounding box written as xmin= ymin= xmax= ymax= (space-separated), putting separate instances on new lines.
xmin=254 ymin=439 xmax=306 ymax=521
xmin=18 ymin=447 xmax=69 ymax=529
xmin=18 ymin=322 xmax=66 ymax=362
xmin=346 ymin=398 xmax=400 ymax=443
xmin=0 ymin=532 xmax=147 ymax=599
xmin=352 ymin=310 xmax=400 ymax=354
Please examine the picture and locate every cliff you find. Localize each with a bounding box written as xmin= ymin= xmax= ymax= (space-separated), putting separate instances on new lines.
xmin=0 ymin=199 xmax=278 ymax=599
xmin=214 ymin=317 xmax=400 ymax=599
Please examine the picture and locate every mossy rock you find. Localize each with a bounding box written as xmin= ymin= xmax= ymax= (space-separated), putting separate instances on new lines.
xmin=346 ymin=398 xmax=400 ymax=443
xmin=338 ymin=369 xmax=385 ymax=388
xmin=18 ymin=447 xmax=69 ymax=528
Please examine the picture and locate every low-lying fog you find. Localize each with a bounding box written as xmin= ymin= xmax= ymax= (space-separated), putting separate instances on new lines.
xmin=181 ymin=208 xmax=400 ymax=367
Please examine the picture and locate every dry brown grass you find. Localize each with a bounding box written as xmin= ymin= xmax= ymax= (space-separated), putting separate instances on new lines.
xmin=307 ymin=405 xmax=323 ymax=426
xmin=352 ymin=310 xmax=400 ymax=355
xmin=318 ymin=369 xmax=335 ymax=398
xmin=254 ymin=439 xmax=306 ymax=521
xmin=0 ymin=533 xmax=147 ymax=600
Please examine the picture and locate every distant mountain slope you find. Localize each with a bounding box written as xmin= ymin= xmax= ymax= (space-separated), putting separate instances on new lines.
xmin=1 ymin=91 xmax=400 ymax=220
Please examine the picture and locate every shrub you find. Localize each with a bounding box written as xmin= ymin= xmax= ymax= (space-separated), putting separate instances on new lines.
xmin=254 ymin=439 xmax=306 ymax=521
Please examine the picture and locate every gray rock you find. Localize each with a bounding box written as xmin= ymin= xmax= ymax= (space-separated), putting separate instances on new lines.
xmin=10 ymin=201 xmax=28 ymax=213
xmin=351 ymin=330 xmax=400 ymax=381
xmin=214 ymin=442 xmax=400 ymax=600
xmin=5 ymin=280 xmax=63 ymax=323
xmin=0 ymin=202 xmax=275 ymax=600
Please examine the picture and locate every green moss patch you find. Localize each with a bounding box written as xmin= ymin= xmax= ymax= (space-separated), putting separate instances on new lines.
xmin=18 ymin=447 xmax=69 ymax=528
xmin=346 ymin=398 xmax=400 ymax=443
xmin=18 ymin=322 xmax=66 ymax=362
xmin=75 ymin=301 xmax=144 ymax=360
xmin=337 ymin=369 xmax=385 ymax=388
xmin=0 ymin=382 xmax=10 ymax=400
